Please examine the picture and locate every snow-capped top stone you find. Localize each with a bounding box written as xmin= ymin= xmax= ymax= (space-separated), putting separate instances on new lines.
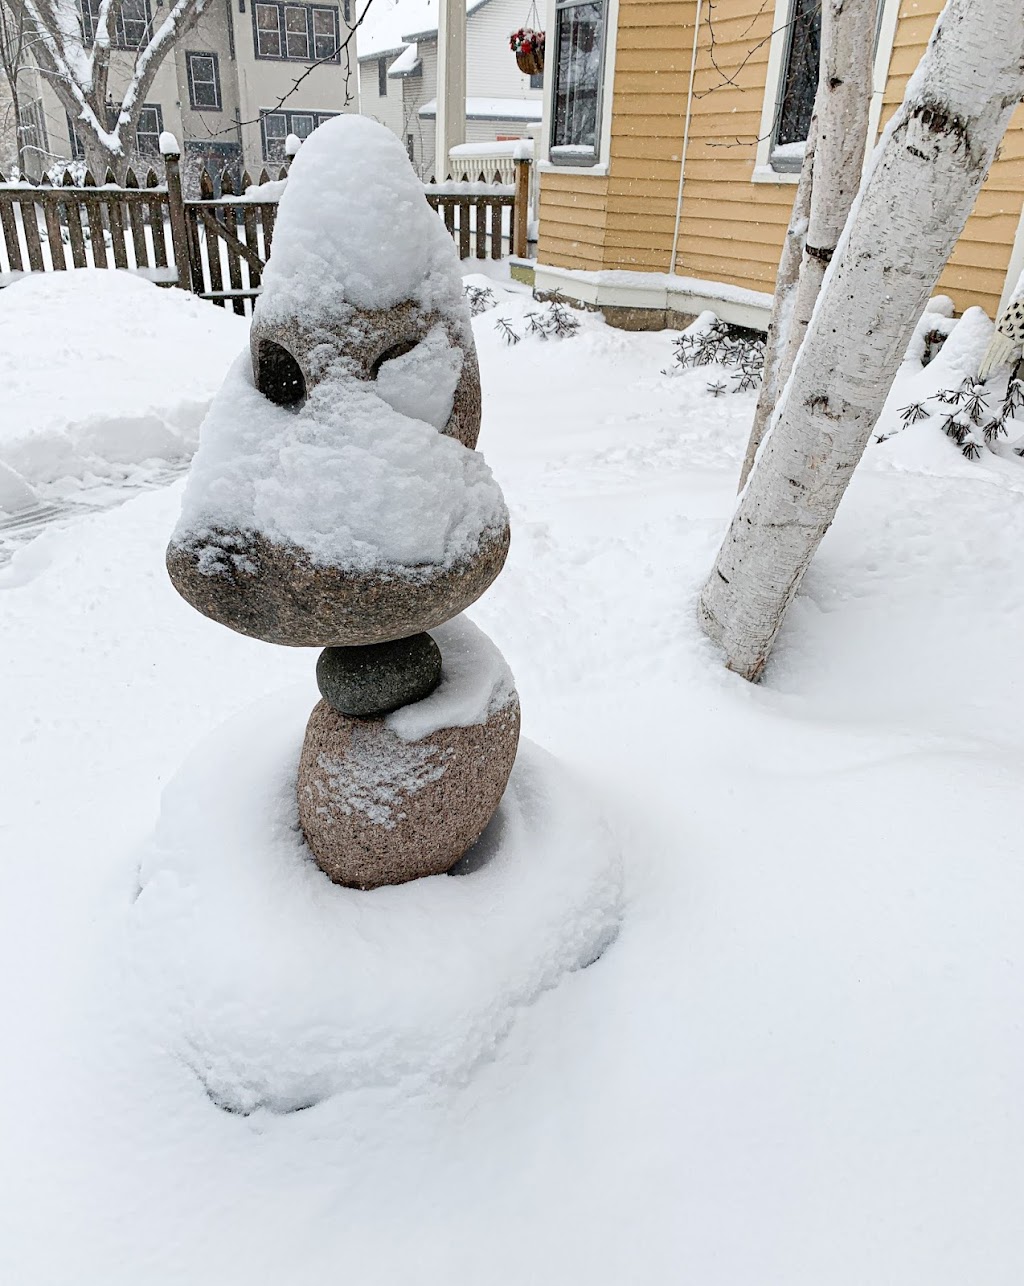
xmin=158 ymin=131 xmax=180 ymax=157
xmin=284 ymin=133 xmax=302 ymax=158
xmin=255 ymin=114 xmax=466 ymax=323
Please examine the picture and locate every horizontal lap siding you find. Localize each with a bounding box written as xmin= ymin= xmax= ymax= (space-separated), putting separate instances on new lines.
xmin=601 ymin=0 xmax=794 ymax=287
xmin=537 ymin=172 xmax=609 ymax=269
xmin=538 ymin=0 xmax=1023 ymax=315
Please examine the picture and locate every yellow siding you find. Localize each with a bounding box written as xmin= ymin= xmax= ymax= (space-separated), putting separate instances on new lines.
xmin=537 ymin=0 xmax=1024 ymax=318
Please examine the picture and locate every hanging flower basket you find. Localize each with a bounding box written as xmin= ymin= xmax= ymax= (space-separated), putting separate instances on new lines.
xmin=510 ymin=27 xmax=545 ymax=76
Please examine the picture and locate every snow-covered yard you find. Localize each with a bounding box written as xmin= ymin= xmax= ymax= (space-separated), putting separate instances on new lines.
xmin=1 ymin=269 xmax=1023 ymax=1283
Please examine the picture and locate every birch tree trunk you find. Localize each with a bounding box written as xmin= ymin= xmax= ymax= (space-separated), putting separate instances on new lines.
xmin=699 ymin=0 xmax=1024 ymax=681
xmin=781 ymin=0 xmax=874 ymax=376
xmin=740 ymin=0 xmax=874 ymax=491
xmin=738 ymin=123 xmax=815 ymax=491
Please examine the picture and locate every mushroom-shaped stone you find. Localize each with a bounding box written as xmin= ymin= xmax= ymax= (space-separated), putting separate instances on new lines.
xmin=166 ymin=117 xmax=506 ymax=647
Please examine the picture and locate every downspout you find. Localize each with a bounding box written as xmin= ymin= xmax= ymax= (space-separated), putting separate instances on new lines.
xmin=668 ymin=0 xmax=703 ymax=276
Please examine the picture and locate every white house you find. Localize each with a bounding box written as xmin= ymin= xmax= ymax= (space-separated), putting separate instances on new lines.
xmin=358 ymin=0 xmax=542 ymax=179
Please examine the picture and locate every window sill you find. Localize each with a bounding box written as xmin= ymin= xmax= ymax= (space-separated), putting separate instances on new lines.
xmin=751 ymin=165 xmax=799 ymax=185
xmin=539 ymin=158 xmax=610 ymax=178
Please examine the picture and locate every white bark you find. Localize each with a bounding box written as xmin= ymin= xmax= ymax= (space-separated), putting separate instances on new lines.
xmin=700 ymin=0 xmax=1024 ymax=682
xmin=739 ymin=122 xmax=816 ymax=491
xmin=781 ymin=0 xmax=874 ymax=376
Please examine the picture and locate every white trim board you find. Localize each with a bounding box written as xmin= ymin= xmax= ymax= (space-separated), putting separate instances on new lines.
xmin=534 ymin=264 xmax=773 ymax=331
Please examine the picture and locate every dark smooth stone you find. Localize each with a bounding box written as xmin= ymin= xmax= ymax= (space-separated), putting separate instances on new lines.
xmin=316 ymin=633 xmax=443 ymax=717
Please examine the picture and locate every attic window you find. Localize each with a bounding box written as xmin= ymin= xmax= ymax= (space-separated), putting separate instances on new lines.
xmin=257 ymin=341 xmax=306 ymax=407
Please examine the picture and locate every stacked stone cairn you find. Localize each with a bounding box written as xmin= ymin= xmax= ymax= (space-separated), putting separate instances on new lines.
xmin=165 ymin=115 xmax=519 ymax=889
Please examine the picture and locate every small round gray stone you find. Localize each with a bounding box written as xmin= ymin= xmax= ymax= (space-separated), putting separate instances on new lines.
xmin=316 ymin=633 xmax=442 ymax=717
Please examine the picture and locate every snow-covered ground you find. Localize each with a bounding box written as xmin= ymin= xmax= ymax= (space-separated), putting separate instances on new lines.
xmin=2 ymin=270 xmax=1024 ymax=1283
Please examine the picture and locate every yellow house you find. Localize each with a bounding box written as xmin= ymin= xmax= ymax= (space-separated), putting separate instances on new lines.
xmin=530 ymin=0 xmax=1024 ymax=329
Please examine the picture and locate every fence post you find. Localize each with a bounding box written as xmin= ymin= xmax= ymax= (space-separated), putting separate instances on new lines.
xmin=162 ymin=135 xmax=191 ymax=292
xmin=513 ymin=156 xmax=530 ymax=259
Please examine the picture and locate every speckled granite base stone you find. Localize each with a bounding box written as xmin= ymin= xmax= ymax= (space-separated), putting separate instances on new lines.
xmin=297 ymin=694 xmax=521 ymax=889
xmin=166 ymin=522 xmax=510 ymax=647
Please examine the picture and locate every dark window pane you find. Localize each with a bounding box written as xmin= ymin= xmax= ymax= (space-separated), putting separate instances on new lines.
xmin=256 ymin=4 xmax=281 ymax=55
xmin=290 ymin=113 xmax=314 ymax=138
xmin=189 ymin=53 xmax=221 ymax=108
xmin=120 ymin=0 xmax=149 ymax=46
xmin=775 ymin=0 xmax=821 ymax=147
xmin=136 ymin=103 xmax=163 ymax=156
xmin=313 ymin=7 xmax=338 ymax=59
xmin=284 ymin=5 xmax=309 ymax=57
xmin=378 ymin=55 xmax=388 ymax=95
xmin=552 ymin=0 xmax=603 ymax=155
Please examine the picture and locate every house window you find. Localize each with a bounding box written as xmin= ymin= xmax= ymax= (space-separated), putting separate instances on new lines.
xmin=260 ymin=108 xmax=337 ymax=160
xmin=135 ymin=104 xmax=164 ymax=158
xmin=67 ymin=102 xmax=162 ymax=163
xmin=187 ymin=52 xmax=223 ymax=110
xmin=79 ymin=0 xmax=152 ymax=48
xmin=378 ymin=56 xmax=388 ymax=96
xmin=771 ymin=0 xmax=820 ymax=169
xmin=253 ymin=2 xmax=341 ymax=60
xmin=406 ymin=133 xmax=414 ymax=162
xmin=18 ymin=99 xmax=48 ymax=163
xmin=550 ymin=0 xmax=605 ymax=166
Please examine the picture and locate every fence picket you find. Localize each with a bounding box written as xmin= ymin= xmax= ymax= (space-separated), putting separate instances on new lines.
xmin=64 ymin=197 xmax=89 ymax=268
xmin=220 ymin=170 xmax=246 ymax=316
xmin=19 ymin=197 xmax=44 ymax=271
xmin=146 ymin=168 xmax=168 ymax=269
xmin=475 ymin=175 xmax=487 ymax=259
xmin=243 ymin=202 xmax=261 ymax=293
xmin=124 ymin=169 xmax=150 ymax=270
xmin=489 ymin=200 xmax=502 ymax=261
xmin=41 ymin=193 xmax=65 ymax=271
xmin=83 ymin=187 xmax=109 ymax=269
xmin=0 ymin=190 xmax=23 ymax=272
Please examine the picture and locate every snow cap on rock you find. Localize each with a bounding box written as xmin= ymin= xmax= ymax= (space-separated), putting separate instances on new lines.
xmin=256 ymin=114 xmax=465 ymax=322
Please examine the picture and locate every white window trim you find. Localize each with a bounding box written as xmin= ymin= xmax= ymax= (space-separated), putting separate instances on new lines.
xmin=754 ymin=0 xmax=901 ymax=185
xmin=538 ymin=0 xmax=619 ymax=177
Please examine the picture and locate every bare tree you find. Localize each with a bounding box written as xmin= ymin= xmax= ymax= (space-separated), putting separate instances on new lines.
xmin=0 ymin=0 xmax=29 ymax=173
xmin=700 ymin=0 xmax=1024 ymax=681
xmin=7 ymin=0 xmax=214 ymax=178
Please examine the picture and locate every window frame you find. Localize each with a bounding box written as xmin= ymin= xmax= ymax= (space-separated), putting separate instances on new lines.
xmin=186 ymin=50 xmax=223 ymax=111
xmin=547 ymin=0 xmax=607 ymax=168
xmin=134 ymin=103 xmax=164 ymax=160
xmin=251 ymin=1 xmax=342 ymax=62
xmin=754 ymin=0 xmax=896 ymax=185
xmin=79 ymin=0 xmax=153 ymax=50
xmin=259 ymin=107 xmax=338 ymax=160
xmin=17 ymin=99 xmax=48 ymax=167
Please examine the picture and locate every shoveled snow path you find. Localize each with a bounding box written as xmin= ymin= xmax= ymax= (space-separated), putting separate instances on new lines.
xmin=1 ymin=293 xmax=1023 ymax=1283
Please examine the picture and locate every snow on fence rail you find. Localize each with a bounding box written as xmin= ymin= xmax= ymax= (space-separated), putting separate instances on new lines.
xmin=0 ymin=147 xmax=532 ymax=315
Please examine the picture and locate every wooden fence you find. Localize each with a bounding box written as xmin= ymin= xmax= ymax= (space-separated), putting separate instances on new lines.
xmin=0 ymin=148 xmax=531 ymax=316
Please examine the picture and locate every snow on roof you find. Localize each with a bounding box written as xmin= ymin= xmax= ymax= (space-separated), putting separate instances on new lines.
xmin=419 ymin=98 xmax=543 ymax=122
xmin=357 ymin=0 xmax=490 ymax=58
xmin=387 ymin=44 xmax=421 ymax=76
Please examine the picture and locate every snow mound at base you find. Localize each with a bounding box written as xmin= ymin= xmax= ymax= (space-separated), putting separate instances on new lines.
xmin=128 ymin=688 xmax=622 ymax=1114
xmin=0 ymin=270 xmax=246 ymax=488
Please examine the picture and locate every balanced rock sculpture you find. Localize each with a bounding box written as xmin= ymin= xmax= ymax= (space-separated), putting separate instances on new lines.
xmin=166 ymin=115 xmax=520 ymax=888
